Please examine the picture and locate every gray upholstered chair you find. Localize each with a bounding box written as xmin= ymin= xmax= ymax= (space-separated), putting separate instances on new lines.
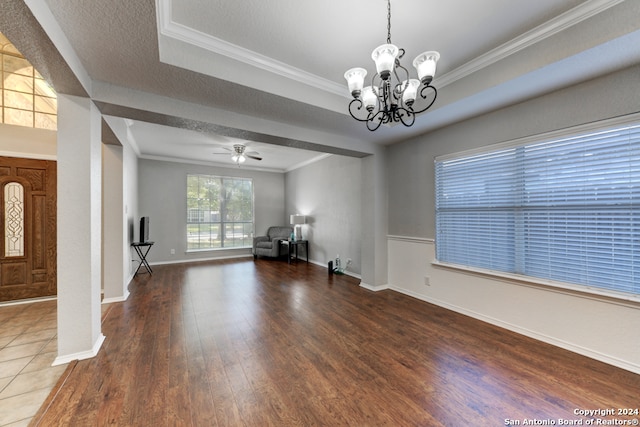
xmin=253 ymin=226 xmax=293 ymax=259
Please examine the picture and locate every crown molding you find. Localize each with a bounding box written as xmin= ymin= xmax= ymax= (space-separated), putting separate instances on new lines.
xmin=435 ymin=0 xmax=626 ymax=88
xmin=156 ymin=0 xmax=346 ymax=97
xmin=157 ymin=0 xmax=623 ymax=98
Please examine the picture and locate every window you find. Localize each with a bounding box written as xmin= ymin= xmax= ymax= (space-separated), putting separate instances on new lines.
xmin=186 ymin=174 xmax=254 ymax=250
xmin=1 ymin=31 xmax=57 ymax=130
xmin=435 ymin=120 xmax=640 ymax=298
xmin=4 ymin=182 xmax=25 ymax=257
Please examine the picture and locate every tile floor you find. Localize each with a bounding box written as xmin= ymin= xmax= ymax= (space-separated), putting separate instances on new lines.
xmin=0 ymin=299 xmax=66 ymax=427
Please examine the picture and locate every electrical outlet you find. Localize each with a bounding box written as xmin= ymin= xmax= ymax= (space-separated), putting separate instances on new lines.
xmin=170 ymin=249 xmax=175 ymax=255
xmin=424 ymin=276 xmax=431 ymax=286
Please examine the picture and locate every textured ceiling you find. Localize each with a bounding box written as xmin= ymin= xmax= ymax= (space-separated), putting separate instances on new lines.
xmin=6 ymin=0 xmax=640 ymax=170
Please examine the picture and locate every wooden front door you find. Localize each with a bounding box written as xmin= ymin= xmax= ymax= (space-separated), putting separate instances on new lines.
xmin=0 ymin=156 xmax=56 ymax=302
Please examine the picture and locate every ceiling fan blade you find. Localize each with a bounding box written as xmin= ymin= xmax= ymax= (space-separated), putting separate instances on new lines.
xmin=246 ymin=154 xmax=263 ymax=161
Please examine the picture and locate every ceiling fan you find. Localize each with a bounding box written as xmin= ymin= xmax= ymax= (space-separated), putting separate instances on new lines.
xmin=214 ymin=144 xmax=263 ymax=165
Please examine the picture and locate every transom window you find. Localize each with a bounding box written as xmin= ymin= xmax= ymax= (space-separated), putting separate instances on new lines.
xmin=1 ymin=31 xmax=57 ymax=130
xmin=435 ymin=119 xmax=640 ymax=299
xmin=186 ymin=174 xmax=254 ymax=250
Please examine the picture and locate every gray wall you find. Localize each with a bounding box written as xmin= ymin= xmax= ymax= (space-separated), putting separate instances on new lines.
xmin=123 ymin=140 xmax=139 ymax=278
xmin=138 ymin=158 xmax=285 ymax=264
xmin=388 ymin=64 xmax=640 ymax=238
xmin=385 ymin=63 xmax=640 ymax=374
xmin=285 ymin=155 xmax=362 ymax=275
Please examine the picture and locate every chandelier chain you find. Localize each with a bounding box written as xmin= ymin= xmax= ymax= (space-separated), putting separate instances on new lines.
xmin=386 ymin=0 xmax=392 ymax=44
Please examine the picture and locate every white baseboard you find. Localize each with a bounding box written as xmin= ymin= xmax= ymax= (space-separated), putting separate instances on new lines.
xmin=308 ymin=259 xmax=362 ymax=280
xmin=390 ymin=284 xmax=640 ymax=375
xmin=102 ymin=289 xmax=130 ymax=304
xmin=151 ymin=253 xmax=252 ymax=266
xmin=53 ymin=333 xmax=106 ymax=366
xmin=0 ymin=296 xmax=56 ymax=307
xmin=359 ymin=282 xmax=390 ymax=292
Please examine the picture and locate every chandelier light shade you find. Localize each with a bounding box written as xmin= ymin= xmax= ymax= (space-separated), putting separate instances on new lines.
xmin=344 ymin=0 xmax=440 ymax=131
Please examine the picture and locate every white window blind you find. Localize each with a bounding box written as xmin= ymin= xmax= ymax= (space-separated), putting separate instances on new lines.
xmin=435 ymin=122 xmax=640 ymax=298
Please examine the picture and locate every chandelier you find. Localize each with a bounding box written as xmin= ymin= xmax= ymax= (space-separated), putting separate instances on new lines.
xmin=344 ymin=0 xmax=440 ymax=131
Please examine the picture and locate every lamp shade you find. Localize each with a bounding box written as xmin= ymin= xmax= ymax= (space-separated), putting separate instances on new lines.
xmin=371 ymin=44 xmax=399 ymax=80
xmin=401 ymin=79 xmax=420 ymax=106
xmin=412 ymin=51 xmax=440 ymax=85
xmin=290 ymin=214 xmax=306 ymax=225
xmin=344 ymin=67 xmax=367 ymax=98
xmin=362 ymin=86 xmax=378 ymax=111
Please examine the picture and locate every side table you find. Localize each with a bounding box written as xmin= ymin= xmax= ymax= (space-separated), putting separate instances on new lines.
xmin=132 ymin=241 xmax=154 ymax=275
xmin=281 ymin=240 xmax=308 ymax=264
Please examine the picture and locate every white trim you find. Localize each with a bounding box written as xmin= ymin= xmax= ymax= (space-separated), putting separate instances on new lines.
xmin=158 ymin=0 xmax=622 ymax=98
xmin=53 ymin=333 xmax=106 ymax=366
xmin=435 ymin=0 xmax=625 ymax=88
xmin=139 ymin=154 xmax=288 ymax=173
xmin=156 ymin=0 xmax=345 ymax=97
xmin=359 ymin=282 xmax=390 ymax=292
xmin=102 ymin=290 xmax=130 ymax=304
xmin=0 ymin=296 xmax=56 ymax=307
xmin=308 ymin=258 xmax=362 ymax=280
xmin=389 ymin=285 xmax=640 ymax=375
xmin=0 ymin=151 xmax=56 ymax=161
xmin=387 ymin=235 xmax=434 ymax=244
xmin=151 ymin=253 xmax=252 ymax=266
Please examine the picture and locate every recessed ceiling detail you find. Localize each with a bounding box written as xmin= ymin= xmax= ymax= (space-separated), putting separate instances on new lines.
xmin=156 ymin=0 xmax=625 ymax=118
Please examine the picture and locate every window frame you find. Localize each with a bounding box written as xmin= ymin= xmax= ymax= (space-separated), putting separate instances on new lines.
xmin=186 ymin=174 xmax=254 ymax=251
xmin=434 ymin=114 xmax=640 ymax=303
xmin=1 ymin=32 xmax=57 ymax=130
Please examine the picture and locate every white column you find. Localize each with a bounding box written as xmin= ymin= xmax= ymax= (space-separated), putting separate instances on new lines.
xmin=360 ymin=148 xmax=389 ymax=290
xmin=102 ymin=144 xmax=128 ymax=303
xmin=54 ymin=94 xmax=105 ymax=365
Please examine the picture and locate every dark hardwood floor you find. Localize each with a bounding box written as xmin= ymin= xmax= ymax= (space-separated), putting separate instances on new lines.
xmin=33 ymin=258 xmax=640 ymax=426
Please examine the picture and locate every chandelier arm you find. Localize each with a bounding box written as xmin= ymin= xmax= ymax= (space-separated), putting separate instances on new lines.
xmin=392 ymin=61 xmax=410 ymax=103
xmin=366 ymin=111 xmax=385 ymax=131
xmin=396 ymin=107 xmax=416 ymax=127
xmin=411 ymin=85 xmax=438 ymax=114
xmin=348 ymin=98 xmax=374 ymax=122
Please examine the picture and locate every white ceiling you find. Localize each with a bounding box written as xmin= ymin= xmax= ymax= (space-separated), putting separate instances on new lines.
xmin=11 ymin=0 xmax=640 ymax=171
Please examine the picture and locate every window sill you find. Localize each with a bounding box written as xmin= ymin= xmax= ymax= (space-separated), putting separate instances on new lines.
xmin=431 ymin=260 xmax=640 ymax=308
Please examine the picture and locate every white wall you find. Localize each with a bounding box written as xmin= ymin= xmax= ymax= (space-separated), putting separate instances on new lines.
xmin=138 ymin=158 xmax=285 ymax=264
xmin=386 ymin=64 xmax=640 ymax=374
xmin=0 ymin=123 xmax=56 ymax=159
xmin=285 ymin=155 xmax=362 ymax=274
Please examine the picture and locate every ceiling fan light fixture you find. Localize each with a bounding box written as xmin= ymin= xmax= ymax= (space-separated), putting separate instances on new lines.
xmin=345 ymin=0 xmax=440 ymax=131
xmin=231 ymin=154 xmax=246 ymax=164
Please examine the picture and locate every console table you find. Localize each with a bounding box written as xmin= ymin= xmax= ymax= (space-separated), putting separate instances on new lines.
xmin=131 ymin=241 xmax=154 ymax=275
xmin=281 ymin=240 xmax=308 ymax=264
